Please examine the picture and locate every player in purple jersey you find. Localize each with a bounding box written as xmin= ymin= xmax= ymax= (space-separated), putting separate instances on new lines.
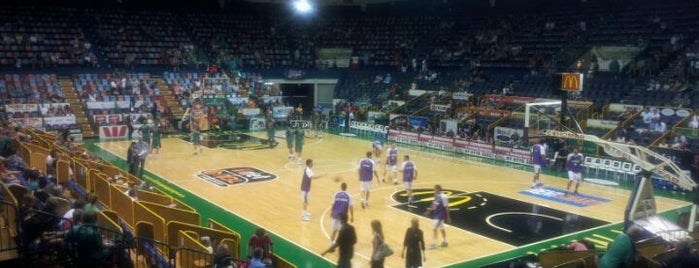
xmin=565 ymin=147 xmax=584 ymax=196
xmin=358 ymin=151 xmax=380 ymax=209
xmin=400 ymin=155 xmax=418 ymax=204
xmin=384 ymin=143 xmax=399 ymax=184
xmin=424 ymin=184 xmax=450 ymax=249
xmin=372 ymin=139 xmax=383 ymax=164
xmin=329 ymin=182 xmax=354 ymax=245
xmin=301 ymin=159 xmax=323 ymax=221
xmin=531 ymin=140 xmax=546 ymax=188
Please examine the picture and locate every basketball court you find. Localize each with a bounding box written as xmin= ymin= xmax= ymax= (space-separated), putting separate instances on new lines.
xmin=91 ymin=132 xmax=691 ymax=267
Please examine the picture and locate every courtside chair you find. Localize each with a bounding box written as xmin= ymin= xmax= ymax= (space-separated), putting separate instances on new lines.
xmin=632 ymin=164 xmax=642 ymax=179
xmin=610 ymin=160 xmax=622 ymax=180
xmin=601 ymin=159 xmax=613 ymax=179
xmin=621 ymin=162 xmax=635 ymax=181
xmin=592 ymin=157 xmax=604 ymax=177
xmin=584 ymin=156 xmax=595 ymax=176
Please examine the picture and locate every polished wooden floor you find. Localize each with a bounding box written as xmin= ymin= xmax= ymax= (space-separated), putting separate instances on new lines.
xmin=97 ymin=132 xmax=689 ymax=268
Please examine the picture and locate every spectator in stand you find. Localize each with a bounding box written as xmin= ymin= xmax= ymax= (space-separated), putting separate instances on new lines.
xmin=688 ymin=112 xmax=699 ymax=129
xmin=84 ymin=192 xmax=100 ymax=212
xmin=248 ymin=248 xmax=266 ymax=268
xmin=655 ymin=121 xmax=667 ymax=133
xmin=200 ymin=236 xmax=214 ymax=254
xmin=213 ymin=243 xmax=235 ymax=268
xmin=566 ymin=240 xmax=592 ymax=251
xmin=3 ymin=146 xmax=27 ymax=171
xmin=125 ymin=183 xmax=139 ymax=201
xmin=248 ymin=228 xmax=273 ymax=264
xmin=672 ymin=135 xmax=689 ymax=150
xmin=46 ymin=150 xmax=58 ymax=177
xmin=661 ymin=238 xmax=699 ymax=267
xmin=598 ymin=225 xmax=644 ymax=268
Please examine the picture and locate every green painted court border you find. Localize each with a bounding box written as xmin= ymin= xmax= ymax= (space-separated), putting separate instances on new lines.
xmin=84 ymin=129 xmax=694 ymax=268
xmin=82 ymin=141 xmax=335 ymax=268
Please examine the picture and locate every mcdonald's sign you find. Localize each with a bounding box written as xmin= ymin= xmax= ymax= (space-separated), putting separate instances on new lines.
xmin=560 ymin=73 xmax=583 ymax=92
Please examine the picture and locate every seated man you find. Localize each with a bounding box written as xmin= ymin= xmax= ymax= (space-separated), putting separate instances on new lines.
xmin=65 ymin=210 xmax=108 ymax=268
xmin=598 ymin=225 xmax=643 ymax=268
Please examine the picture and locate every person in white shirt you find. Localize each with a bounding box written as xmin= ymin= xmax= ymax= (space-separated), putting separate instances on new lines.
xmin=655 ymin=121 xmax=667 ymax=132
xmin=689 ymin=114 xmax=699 ymax=129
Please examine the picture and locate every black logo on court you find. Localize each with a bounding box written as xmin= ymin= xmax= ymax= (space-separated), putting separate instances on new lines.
xmin=197 ymin=167 xmax=277 ymax=187
xmin=392 ymin=190 xmax=608 ymax=246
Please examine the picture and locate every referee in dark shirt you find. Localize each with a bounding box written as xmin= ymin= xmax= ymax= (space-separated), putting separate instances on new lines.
xmin=321 ymin=213 xmax=356 ymax=268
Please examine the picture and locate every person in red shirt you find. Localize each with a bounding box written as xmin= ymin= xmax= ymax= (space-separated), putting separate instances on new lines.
xmin=248 ymin=228 xmax=273 ymax=264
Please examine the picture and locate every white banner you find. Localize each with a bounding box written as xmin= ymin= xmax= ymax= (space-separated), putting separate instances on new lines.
xmin=273 ymin=107 xmax=294 ymax=118
xmin=9 ymin=117 xmax=43 ymax=129
xmin=439 ymin=119 xmax=458 ymax=134
xmin=452 ymin=92 xmax=472 ymax=100
xmin=349 ymin=121 xmax=389 ymax=134
xmin=608 ymin=103 xmax=643 ymax=113
xmin=116 ymin=100 xmax=131 ymax=109
xmin=386 ymin=100 xmax=405 ymax=107
xmin=43 ymin=115 xmax=77 ymax=126
xmin=409 ymin=89 xmax=427 ymax=96
xmin=86 ymin=101 xmax=116 ymax=110
xmin=242 ymin=108 xmax=261 ymax=117
xmin=587 ymin=119 xmax=618 ymax=129
xmin=228 ymin=97 xmax=249 ymax=105
xmin=431 ymin=104 xmax=451 ymax=112
xmin=5 ymin=103 xmax=38 ymax=113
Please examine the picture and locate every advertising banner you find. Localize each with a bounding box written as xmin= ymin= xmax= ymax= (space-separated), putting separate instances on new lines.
xmin=408 ymin=116 xmax=428 ymax=129
xmin=241 ymin=108 xmax=261 ymax=117
xmin=43 ymin=115 xmax=77 ymax=127
xmin=86 ymin=101 xmax=117 ymax=110
xmin=94 ymin=114 xmax=123 ymax=125
xmin=587 ymin=119 xmax=618 ymax=129
xmin=409 ymin=89 xmax=427 ymax=96
xmin=494 ymin=126 xmax=524 ymax=147
xmin=431 ymin=104 xmax=451 ymax=112
xmin=116 ymin=100 xmax=130 ymax=109
xmin=273 ymin=107 xmax=294 ymax=118
xmin=250 ymin=118 xmax=266 ymax=131
xmin=452 ymin=92 xmax=472 ymax=100
xmin=9 ymin=117 xmax=43 ymax=129
xmin=4 ymin=103 xmax=38 ymax=113
xmin=99 ymin=125 xmax=128 ymax=139
xmin=349 ymin=121 xmax=388 ymax=134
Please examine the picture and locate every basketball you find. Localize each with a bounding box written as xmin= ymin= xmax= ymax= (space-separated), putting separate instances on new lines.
xmin=333 ymin=176 xmax=342 ymax=182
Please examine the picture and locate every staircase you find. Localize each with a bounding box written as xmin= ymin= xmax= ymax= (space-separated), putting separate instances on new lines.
xmin=58 ymin=78 xmax=95 ymax=138
xmin=153 ymin=78 xmax=185 ymax=119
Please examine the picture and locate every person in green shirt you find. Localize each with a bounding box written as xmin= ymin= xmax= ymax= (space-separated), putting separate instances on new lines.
xmin=599 ymin=225 xmax=643 ymax=268
xmin=192 ymin=128 xmax=202 ymax=155
xmin=151 ymin=123 xmax=162 ymax=154
xmin=286 ymin=126 xmax=296 ymax=160
xmin=139 ymin=123 xmax=151 ymax=147
xmin=295 ymin=127 xmax=305 ymax=163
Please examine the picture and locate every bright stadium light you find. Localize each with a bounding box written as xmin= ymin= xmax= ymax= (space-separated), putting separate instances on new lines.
xmin=293 ymin=0 xmax=313 ymax=13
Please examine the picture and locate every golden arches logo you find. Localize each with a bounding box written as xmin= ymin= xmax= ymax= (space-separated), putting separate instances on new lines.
xmin=561 ymin=73 xmax=582 ymax=91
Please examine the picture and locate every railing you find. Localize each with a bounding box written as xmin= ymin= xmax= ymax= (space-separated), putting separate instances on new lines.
xmin=0 ymin=200 xmax=19 ymax=254
xmin=133 ymin=237 xmax=174 ymax=268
